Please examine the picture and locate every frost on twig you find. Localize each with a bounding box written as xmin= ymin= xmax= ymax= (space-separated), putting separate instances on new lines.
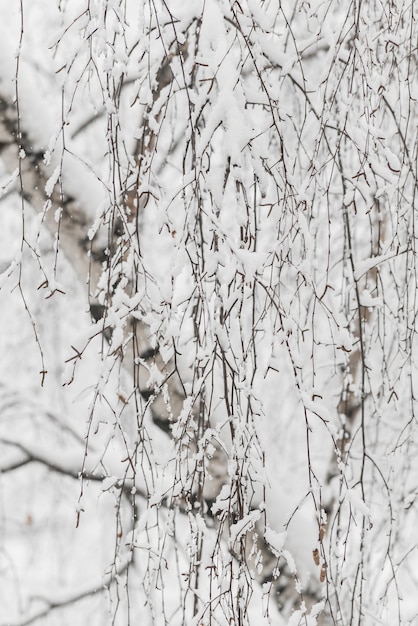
xmin=1 ymin=0 xmax=418 ymax=625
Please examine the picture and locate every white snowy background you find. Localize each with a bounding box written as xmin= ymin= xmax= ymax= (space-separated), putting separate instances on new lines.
xmin=0 ymin=1 xmax=418 ymax=625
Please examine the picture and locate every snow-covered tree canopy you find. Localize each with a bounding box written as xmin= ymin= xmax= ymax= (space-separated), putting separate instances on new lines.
xmin=0 ymin=1 xmax=417 ymax=625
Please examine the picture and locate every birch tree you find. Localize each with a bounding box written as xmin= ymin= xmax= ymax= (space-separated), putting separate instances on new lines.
xmin=0 ymin=1 xmax=417 ymax=625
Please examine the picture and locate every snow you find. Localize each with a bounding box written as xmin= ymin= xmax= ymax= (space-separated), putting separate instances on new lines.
xmin=230 ymin=509 xmax=262 ymax=546
xmin=346 ymin=487 xmax=373 ymax=523
xmin=0 ymin=0 xmax=417 ymax=625
xmin=354 ymin=245 xmax=407 ymax=280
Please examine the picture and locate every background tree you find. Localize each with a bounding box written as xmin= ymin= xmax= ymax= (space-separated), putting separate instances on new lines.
xmin=0 ymin=1 xmax=417 ymax=625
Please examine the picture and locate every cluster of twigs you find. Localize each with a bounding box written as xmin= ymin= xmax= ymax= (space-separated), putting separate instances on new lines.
xmin=1 ymin=1 xmax=418 ymax=625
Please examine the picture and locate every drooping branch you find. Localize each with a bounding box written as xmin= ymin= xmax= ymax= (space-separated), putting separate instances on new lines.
xmin=0 ymin=558 xmax=132 ymax=626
